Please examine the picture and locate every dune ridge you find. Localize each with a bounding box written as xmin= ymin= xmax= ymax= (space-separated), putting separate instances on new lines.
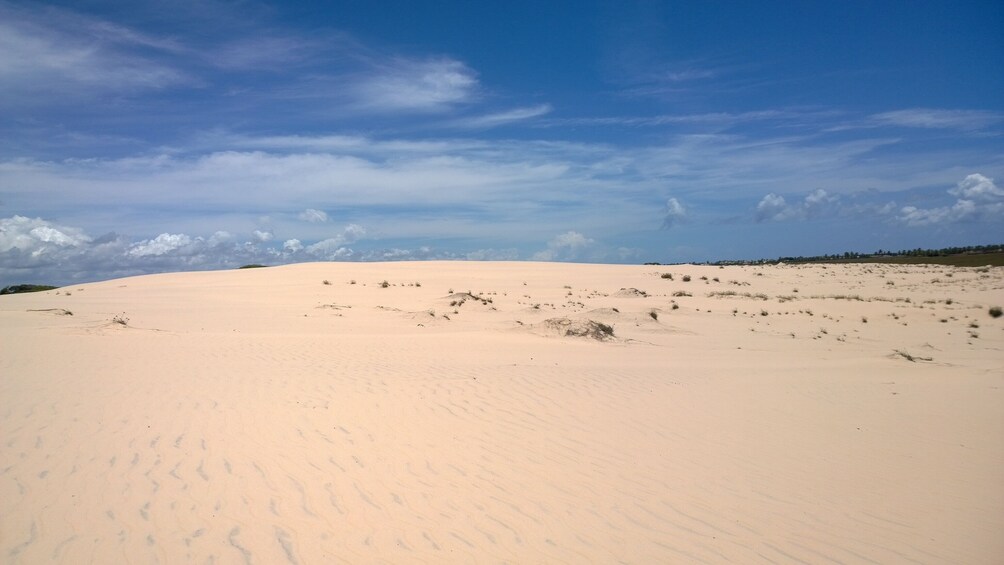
xmin=1 ymin=261 xmax=1002 ymax=563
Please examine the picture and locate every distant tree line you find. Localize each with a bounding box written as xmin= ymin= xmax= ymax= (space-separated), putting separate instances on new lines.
xmin=704 ymin=244 xmax=1004 ymax=266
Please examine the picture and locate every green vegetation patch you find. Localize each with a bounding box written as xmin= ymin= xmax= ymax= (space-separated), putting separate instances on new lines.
xmin=1 ymin=284 xmax=59 ymax=295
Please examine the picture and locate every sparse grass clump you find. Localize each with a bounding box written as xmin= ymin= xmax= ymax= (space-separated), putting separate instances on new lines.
xmin=709 ymin=290 xmax=737 ymax=297
xmin=671 ymin=303 xmax=679 ymax=310
xmin=989 ymin=306 xmax=1003 ymax=318
xmin=660 ymin=273 xmax=673 ymax=280
xmin=682 ymin=275 xmax=691 ymax=282
xmin=380 ymin=280 xmax=390 ymax=288
xmin=112 ymin=314 xmax=129 ymax=326
xmin=673 ymin=291 xmax=692 ymax=297
xmin=322 ymin=280 xmax=331 ymax=285
xmin=649 ymin=311 xmax=659 ymax=321
xmin=894 ymin=350 xmax=932 ymax=362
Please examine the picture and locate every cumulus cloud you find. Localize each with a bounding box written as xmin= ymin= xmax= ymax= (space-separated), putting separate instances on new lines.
xmin=298 ymin=208 xmax=328 ymax=223
xmin=252 ymin=230 xmax=274 ymax=242
xmin=898 ymin=174 xmax=1003 ymax=227
xmin=207 ymin=231 xmax=234 ymax=246
xmin=755 ymin=193 xmax=793 ymax=222
xmin=532 ymin=231 xmax=594 ymax=261
xmin=755 ymin=189 xmax=839 ymax=222
xmin=0 ymin=215 xmax=92 ymax=255
xmin=301 ymin=224 xmax=365 ymax=259
xmin=304 ymin=239 xmax=353 ymax=259
xmin=948 ymin=173 xmax=1004 ymax=200
xmin=128 ymin=233 xmax=194 ymax=257
xmin=662 ymin=197 xmax=687 ymax=228
xmin=0 ymin=215 xmax=372 ymax=285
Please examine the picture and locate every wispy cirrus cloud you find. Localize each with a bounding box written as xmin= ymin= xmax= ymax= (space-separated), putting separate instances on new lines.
xmin=872 ymin=109 xmax=1004 ymax=131
xmin=0 ymin=2 xmax=190 ymax=104
xmin=350 ymin=58 xmax=479 ymax=113
xmin=449 ymin=104 xmax=553 ymax=129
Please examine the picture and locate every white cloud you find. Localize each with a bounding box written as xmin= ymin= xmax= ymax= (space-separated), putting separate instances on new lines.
xmin=898 ymin=173 xmax=1004 ymax=227
xmin=755 ymin=193 xmax=793 ymax=222
xmin=532 ymin=231 xmax=594 ymax=261
xmin=0 ymin=3 xmax=188 ymax=105
xmin=304 ymin=239 xmax=353 ymax=259
xmin=128 ymin=233 xmax=194 ymax=257
xmin=352 ymin=58 xmax=477 ymax=112
xmin=754 ymin=189 xmax=839 ymax=222
xmin=948 ymin=173 xmax=1004 ymax=200
xmin=0 ymin=215 xmax=377 ymax=285
xmin=450 ymin=104 xmax=553 ymax=129
xmin=252 ymin=230 xmax=274 ymax=242
xmin=341 ymin=224 xmax=366 ymax=242
xmin=298 ymin=208 xmax=328 ymax=223
xmin=899 ymin=200 xmax=979 ymax=227
xmin=0 ymin=215 xmax=91 ymax=254
xmin=872 ymin=109 xmax=1004 ymax=131
xmin=662 ymin=197 xmax=687 ymax=228
xmin=802 ymin=188 xmax=838 ymax=217
xmin=302 ymin=223 xmax=365 ymax=259
xmin=207 ymin=231 xmax=234 ymax=246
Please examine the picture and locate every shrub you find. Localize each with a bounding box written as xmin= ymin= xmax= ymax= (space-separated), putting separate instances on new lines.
xmin=682 ymin=275 xmax=691 ymax=282
xmin=660 ymin=273 xmax=673 ymax=279
xmin=380 ymin=280 xmax=390 ymax=288
xmin=322 ymin=280 xmax=331 ymax=285
xmin=649 ymin=311 xmax=658 ymax=321
xmin=1 ymin=284 xmax=59 ymax=294
xmin=990 ymin=306 xmax=1003 ymax=318
xmin=671 ymin=304 xmax=679 ymax=310
xmin=238 ymin=264 xmax=267 ymax=269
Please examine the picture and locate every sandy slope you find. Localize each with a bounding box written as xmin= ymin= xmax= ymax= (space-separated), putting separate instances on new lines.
xmin=1 ymin=261 xmax=1002 ymax=564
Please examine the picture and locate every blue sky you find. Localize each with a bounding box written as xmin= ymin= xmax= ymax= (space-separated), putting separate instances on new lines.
xmin=1 ymin=0 xmax=1002 ymax=285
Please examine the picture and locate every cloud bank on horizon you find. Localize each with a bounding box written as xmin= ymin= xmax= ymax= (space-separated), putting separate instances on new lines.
xmin=1 ymin=1 xmax=1002 ymax=284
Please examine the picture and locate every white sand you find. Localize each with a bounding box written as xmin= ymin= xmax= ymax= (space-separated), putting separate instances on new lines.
xmin=1 ymin=261 xmax=1002 ymax=563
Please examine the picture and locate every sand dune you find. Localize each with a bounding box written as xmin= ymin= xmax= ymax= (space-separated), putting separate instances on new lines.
xmin=1 ymin=261 xmax=1002 ymax=563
